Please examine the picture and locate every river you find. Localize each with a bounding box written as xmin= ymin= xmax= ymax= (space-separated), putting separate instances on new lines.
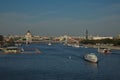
xmin=0 ymin=43 xmax=120 ymax=80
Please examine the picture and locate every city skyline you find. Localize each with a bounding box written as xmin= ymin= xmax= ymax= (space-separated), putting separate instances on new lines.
xmin=0 ymin=0 xmax=120 ymax=36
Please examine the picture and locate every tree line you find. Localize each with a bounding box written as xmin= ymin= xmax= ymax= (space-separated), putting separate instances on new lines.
xmin=0 ymin=35 xmax=15 ymax=47
xmin=81 ymin=38 xmax=120 ymax=46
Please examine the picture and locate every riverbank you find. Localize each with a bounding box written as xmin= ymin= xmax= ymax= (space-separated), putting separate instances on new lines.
xmin=86 ymin=44 xmax=120 ymax=50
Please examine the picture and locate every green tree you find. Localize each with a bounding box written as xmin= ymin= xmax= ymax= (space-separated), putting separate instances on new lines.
xmin=0 ymin=35 xmax=4 ymax=47
xmin=6 ymin=38 xmax=15 ymax=46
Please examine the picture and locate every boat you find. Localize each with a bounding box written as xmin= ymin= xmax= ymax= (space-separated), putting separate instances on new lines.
xmin=2 ymin=46 xmax=24 ymax=54
xmin=72 ymin=44 xmax=80 ymax=48
xmin=48 ymin=43 xmax=52 ymax=46
xmin=84 ymin=53 xmax=98 ymax=63
xmin=98 ymin=47 xmax=111 ymax=54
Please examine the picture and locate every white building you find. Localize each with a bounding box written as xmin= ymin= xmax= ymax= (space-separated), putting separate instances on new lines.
xmin=92 ymin=36 xmax=113 ymax=40
xmin=118 ymin=34 xmax=120 ymax=39
xmin=25 ymin=30 xmax=32 ymax=44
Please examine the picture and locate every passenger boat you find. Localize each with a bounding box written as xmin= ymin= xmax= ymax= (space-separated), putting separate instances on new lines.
xmin=84 ymin=53 xmax=98 ymax=63
xmin=98 ymin=47 xmax=111 ymax=54
xmin=2 ymin=46 xmax=24 ymax=54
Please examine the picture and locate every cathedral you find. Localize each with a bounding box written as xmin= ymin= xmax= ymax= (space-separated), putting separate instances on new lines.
xmin=25 ymin=30 xmax=32 ymax=44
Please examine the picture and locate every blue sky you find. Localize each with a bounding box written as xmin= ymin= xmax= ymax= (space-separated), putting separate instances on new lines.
xmin=0 ymin=0 xmax=120 ymax=36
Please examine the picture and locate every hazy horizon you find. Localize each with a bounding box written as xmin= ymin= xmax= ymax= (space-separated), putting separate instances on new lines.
xmin=0 ymin=0 xmax=120 ymax=37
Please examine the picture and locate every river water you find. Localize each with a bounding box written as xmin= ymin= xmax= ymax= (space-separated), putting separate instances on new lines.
xmin=0 ymin=43 xmax=120 ymax=80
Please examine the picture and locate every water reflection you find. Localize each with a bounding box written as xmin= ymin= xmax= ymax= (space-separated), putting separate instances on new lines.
xmin=85 ymin=61 xmax=98 ymax=69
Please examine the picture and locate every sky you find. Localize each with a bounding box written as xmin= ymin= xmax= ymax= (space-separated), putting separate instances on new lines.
xmin=0 ymin=0 xmax=120 ymax=37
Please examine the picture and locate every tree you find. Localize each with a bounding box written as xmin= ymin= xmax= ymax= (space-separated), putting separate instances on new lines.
xmin=0 ymin=35 xmax=4 ymax=47
xmin=6 ymin=38 xmax=15 ymax=46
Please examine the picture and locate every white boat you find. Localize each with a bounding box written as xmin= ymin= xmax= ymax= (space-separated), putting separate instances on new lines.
xmin=48 ymin=43 xmax=52 ymax=46
xmin=2 ymin=46 xmax=24 ymax=54
xmin=84 ymin=53 xmax=98 ymax=63
xmin=98 ymin=47 xmax=111 ymax=54
xmin=72 ymin=44 xmax=80 ymax=48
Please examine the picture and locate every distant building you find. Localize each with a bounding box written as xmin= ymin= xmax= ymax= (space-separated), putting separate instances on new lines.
xmin=85 ymin=29 xmax=88 ymax=40
xmin=25 ymin=30 xmax=32 ymax=44
xmin=92 ymin=36 xmax=113 ymax=40
xmin=118 ymin=34 xmax=120 ymax=39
